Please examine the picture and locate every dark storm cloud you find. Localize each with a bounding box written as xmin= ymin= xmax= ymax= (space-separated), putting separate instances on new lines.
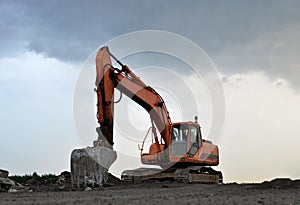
xmin=1 ymin=0 xmax=300 ymax=87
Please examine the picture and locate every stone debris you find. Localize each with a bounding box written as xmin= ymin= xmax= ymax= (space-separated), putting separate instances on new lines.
xmin=0 ymin=177 xmax=15 ymax=186
xmin=7 ymin=185 xmax=32 ymax=193
xmin=0 ymin=169 xmax=15 ymax=192
xmin=7 ymin=188 xmax=18 ymax=193
xmin=23 ymin=172 xmax=72 ymax=192
xmin=0 ymin=169 xmax=30 ymax=192
xmin=0 ymin=177 xmax=15 ymax=191
xmin=85 ymin=187 xmax=92 ymax=191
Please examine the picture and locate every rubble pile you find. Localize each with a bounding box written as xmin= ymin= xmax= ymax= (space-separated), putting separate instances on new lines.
xmin=0 ymin=169 xmax=28 ymax=193
xmin=0 ymin=168 xmax=121 ymax=192
xmin=21 ymin=171 xmax=72 ymax=192
xmin=0 ymin=169 xmax=72 ymax=192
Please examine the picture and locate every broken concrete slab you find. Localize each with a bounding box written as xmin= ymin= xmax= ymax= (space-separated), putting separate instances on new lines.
xmin=0 ymin=177 xmax=15 ymax=191
xmin=0 ymin=177 xmax=15 ymax=186
xmin=8 ymin=184 xmax=31 ymax=193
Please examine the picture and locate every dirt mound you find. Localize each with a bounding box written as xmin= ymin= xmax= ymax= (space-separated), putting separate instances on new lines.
xmin=256 ymin=178 xmax=300 ymax=189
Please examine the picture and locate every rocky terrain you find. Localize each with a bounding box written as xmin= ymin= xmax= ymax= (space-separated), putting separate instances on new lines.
xmin=1 ymin=169 xmax=300 ymax=204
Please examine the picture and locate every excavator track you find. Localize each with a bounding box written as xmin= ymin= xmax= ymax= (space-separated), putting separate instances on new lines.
xmin=175 ymin=166 xmax=223 ymax=184
xmin=121 ymin=166 xmax=222 ymax=184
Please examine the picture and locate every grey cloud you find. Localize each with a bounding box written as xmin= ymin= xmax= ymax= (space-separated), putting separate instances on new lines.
xmin=0 ymin=0 xmax=297 ymax=59
xmin=213 ymin=24 xmax=300 ymax=89
xmin=1 ymin=0 xmax=300 ymax=87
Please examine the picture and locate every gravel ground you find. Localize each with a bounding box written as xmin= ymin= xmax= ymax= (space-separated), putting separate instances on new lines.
xmin=1 ymin=180 xmax=300 ymax=205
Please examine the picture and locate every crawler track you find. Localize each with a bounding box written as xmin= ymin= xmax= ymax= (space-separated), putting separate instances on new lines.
xmin=121 ymin=166 xmax=223 ymax=184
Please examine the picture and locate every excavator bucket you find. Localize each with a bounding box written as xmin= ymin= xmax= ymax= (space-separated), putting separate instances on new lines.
xmin=70 ymin=140 xmax=117 ymax=190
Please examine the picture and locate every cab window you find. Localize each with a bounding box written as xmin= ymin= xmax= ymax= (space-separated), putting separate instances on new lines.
xmin=171 ymin=124 xmax=189 ymax=143
xmin=189 ymin=126 xmax=201 ymax=148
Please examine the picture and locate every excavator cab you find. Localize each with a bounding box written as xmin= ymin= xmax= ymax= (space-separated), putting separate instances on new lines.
xmin=141 ymin=121 xmax=206 ymax=165
xmin=170 ymin=123 xmax=201 ymax=158
xmin=141 ymin=121 xmax=219 ymax=168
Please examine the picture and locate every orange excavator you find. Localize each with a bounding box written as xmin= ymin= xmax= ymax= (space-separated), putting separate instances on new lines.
xmin=94 ymin=46 xmax=222 ymax=184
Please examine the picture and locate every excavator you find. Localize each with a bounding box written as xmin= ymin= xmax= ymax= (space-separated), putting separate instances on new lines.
xmin=71 ymin=46 xmax=222 ymax=188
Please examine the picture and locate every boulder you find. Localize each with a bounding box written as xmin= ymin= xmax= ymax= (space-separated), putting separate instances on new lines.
xmin=0 ymin=169 xmax=9 ymax=178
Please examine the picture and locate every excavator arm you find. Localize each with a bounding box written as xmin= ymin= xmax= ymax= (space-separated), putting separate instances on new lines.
xmin=95 ymin=46 xmax=172 ymax=147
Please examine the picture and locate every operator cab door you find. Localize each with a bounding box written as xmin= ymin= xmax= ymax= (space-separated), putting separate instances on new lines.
xmin=170 ymin=124 xmax=201 ymax=157
xmin=188 ymin=125 xmax=202 ymax=158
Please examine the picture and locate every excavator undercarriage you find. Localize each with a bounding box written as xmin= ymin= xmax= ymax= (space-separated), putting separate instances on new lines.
xmin=121 ymin=166 xmax=223 ymax=184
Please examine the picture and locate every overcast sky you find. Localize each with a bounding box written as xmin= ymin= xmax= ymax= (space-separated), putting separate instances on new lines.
xmin=1 ymin=0 xmax=300 ymax=183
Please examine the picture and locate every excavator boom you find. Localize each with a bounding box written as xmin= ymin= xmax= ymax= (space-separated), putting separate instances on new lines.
xmin=95 ymin=46 xmax=172 ymax=147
